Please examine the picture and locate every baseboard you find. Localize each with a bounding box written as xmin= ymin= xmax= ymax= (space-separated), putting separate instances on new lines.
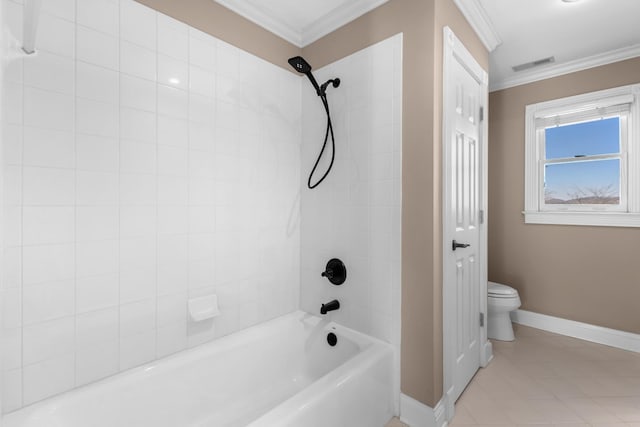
xmin=399 ymin=394 xmax=447 ymax=427
xmin=511 ymin=309 xmax=640 ymax=353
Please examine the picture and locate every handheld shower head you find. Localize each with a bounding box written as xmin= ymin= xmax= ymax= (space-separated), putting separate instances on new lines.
xmin=288 ymin=56 xmax=321 ymax=96
xmin=288 ymin=56 xmax=312 ymax=74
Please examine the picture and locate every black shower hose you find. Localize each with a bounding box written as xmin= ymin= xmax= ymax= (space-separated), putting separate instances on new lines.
xmin=307 ymin=93 xmax=335 ymax=189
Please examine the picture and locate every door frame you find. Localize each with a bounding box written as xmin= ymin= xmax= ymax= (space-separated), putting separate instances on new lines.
xmin=442 ymin=26 xmax=492 ymax=421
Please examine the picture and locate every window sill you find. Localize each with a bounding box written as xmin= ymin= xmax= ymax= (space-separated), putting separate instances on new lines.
xmin=523 ymin=211 xmax=640 ymax=227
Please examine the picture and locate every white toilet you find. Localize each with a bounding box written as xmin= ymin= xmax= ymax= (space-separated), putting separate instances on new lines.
xmin=487 ymin=281 xmax=521 ymax=341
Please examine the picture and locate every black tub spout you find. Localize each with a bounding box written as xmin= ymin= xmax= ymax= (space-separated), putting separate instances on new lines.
xmin=320 ymin=300 xmax=340 ymax=315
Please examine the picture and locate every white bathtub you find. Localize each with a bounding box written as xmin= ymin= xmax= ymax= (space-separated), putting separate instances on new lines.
xmin=3 ymin=311 xmax=395 ymax=427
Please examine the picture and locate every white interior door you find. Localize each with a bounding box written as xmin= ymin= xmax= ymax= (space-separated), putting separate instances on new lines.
xmin=442 ymin=26 xmax=489 ymax=409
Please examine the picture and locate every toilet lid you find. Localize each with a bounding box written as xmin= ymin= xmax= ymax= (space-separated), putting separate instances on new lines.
xmin=488 ymin=282 xmax=518 ymax=297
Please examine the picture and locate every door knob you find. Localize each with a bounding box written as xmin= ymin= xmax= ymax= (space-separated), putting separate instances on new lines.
xmin=452 ymin=240 xmax=471 ymax=251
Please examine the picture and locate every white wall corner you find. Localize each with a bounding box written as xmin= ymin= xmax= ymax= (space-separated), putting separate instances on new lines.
xmin=400 ymin=394 xmax=448 ymax=427
xmin=452 ymin=0 xmax=502 ymax=52
xmin=511 ymin=309 xmax=640 ymax=353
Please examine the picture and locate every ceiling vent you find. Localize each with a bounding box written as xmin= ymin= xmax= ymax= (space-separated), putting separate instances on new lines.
xmin=512 ymin=56 xmax=555 ymax=72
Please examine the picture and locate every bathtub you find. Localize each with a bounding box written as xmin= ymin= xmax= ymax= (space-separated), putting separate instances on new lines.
xmin=3 ymin=311 xmax=395 ymax=427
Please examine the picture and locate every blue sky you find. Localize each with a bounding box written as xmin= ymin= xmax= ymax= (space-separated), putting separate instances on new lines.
xmin=544 ymin=117 xmax=620 ymax=201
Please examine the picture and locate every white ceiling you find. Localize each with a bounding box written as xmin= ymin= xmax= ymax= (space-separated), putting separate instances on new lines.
xmin=477 ymin=0 xmax=640 ymax=90
xmin=214 ymin=0 xmax=389 ymax=48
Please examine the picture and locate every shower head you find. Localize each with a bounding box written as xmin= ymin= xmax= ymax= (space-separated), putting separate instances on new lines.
xmin=288 ymin=56 xmax=312 ymax=74
xmin=288 ymin=56 xmax=321 ymax=96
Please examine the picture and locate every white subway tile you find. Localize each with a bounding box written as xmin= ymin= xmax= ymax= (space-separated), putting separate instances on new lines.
xmin=189 ymin=65 xmax=215 ymax=97
xmin=76 ymin=307 xmax=119 ymax=348
xmin=188 ymin=93 xmax=215 ymax=124
xmin=23 ymin=354 xmax=75 ymax=405
xmin=23 ymin=167 xmax=74 ymax=206
xmin=76 ymin=61 xmax=119 ymax=104
xmin=77 ymin=0 xmax=119 ymax=36
xmin=119 ymin=267 xmax=156 ymax=304
xmin=22 ymin=316 xmax=75 ymax=365
xmin=23 ymin=207 xmax=75 ymax=245
xmin=119 ymin=237 xmax=157 ymax=272
xmin=24 ymin=87 xmax=74 ymax=132
xmin=77 ymin=98 xmax=119 ymax=138
xmin=158 ymin=54 xmax=188 ymax=90
xmin=156 ymin=321 xmax=187 ymax=358
xmin=188 ymin=150 xmax=215 ymax=178
xmin=158 ymin=17 xmax=188 ymax=62
xmin=76 ymin=206 xmax=119 ymax=242
xmin=120 ymin=206 xmax=156 ymax=238
xmin=40 ymin=0 xmax=75 ymax=21
xmin=76 ymin=171 xmax=119 ymax=206
xmin=158 ymin=145 xmax=188 ymax=177
xmin=3 ymin=124 xmax=23 ymax=165
xmin=2 ymin=369 xmax=22 ymax=413
xmin=3 ymin=167 xmax=22 ymax=207
xmin=2 ymin=288 xmax=22 ymax=329
xmin=119 ymin=330 xmax=155 ymax=370
xmin=76 ymin=240 xmax=119 ymax=278
xmin=120 ymin=108 xmax=156 ymax=144
xmin=188 ymin=177 xmax=215 ymax=206
xmin=189 ymin=121 xmax=214 ymax=151
xmin=120 ymin=41 xmax=156 ymax=81
xmin=188 ymin=34 xmax=215 ymax=71
xmin=120 ymin=298 xmax=156 ymax=337
xmin=76 ymin=274 xmax=119 ymax=313
xmin=38 ymin=14 xmax=75 ymax=58
xmin=23 ymin=280 xmax=75 ymax=325
xmin=157 ymin=175 xmax=188 ymax=206
xmin=120 ymin=74 xmax=156 ymax=112
xmin=2 ymin=327 xmax=22 ymax=370
xmin=158 ymin=85 xmax=188 ymax=119
xmin=2 ymin=247 xmax=22 ymax=289
xmin=120 ymin=141 xmax=156 ymax=175
xmin=75 ymin=340 xmax=118 ymax=386
xmin=157 ymin=293 xmax=187 ymax=327
xmin=4 ymin=83 xmax=23 ymax=125
xmin=157 ymin=116 xmax=188 ymax=147
xmin=120 ymin=0 xmax=156 ymax=50
xmin=76 ymin=134 xmax=119 ymax=172
xmin=77 ymin=26 xmax=119 ymax=70
xmin=119 ymin=173 xmax=157 ymax=205
xmin=24 ymin=51 xmax=74 ymax=94
xmin=23 ymin=127 xmax=75 ymax=169
xmin=216 ymin=42 xmax=239 ymax=78
xmin=158 ymin=206 xmax=188 ymax=235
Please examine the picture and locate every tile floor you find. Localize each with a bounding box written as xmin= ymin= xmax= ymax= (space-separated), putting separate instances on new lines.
xmin=449 ymin=324 xmax=640 ymax=426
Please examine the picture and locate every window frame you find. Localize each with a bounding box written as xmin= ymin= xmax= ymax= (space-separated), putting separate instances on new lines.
xmin=524 ymin=84 xmax=640 ymax=227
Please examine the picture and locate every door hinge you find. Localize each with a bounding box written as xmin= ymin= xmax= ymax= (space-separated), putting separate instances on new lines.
xmin=480 ymin=312 xmax=484 ymax=327
xmin=479 ymin=209 xmax=484 ymax=224
xmin=479 ymin=106 xmax=484 ymax=122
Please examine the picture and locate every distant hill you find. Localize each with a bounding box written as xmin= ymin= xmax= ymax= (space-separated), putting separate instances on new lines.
xmin=545 ymin=196 xmax=619 ymax=205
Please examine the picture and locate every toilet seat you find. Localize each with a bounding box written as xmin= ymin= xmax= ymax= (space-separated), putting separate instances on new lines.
xmin=488 ymin=282 xmax=518 ymax=298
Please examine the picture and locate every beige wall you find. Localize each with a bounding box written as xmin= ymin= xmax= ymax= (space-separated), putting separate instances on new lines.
xmin=137 ymin=0 xmax=488 ymax=407
xmin=134 ymin=0 xmax=300 ymax=69
xmin=489 ymin=57 xmax=640 ymax=334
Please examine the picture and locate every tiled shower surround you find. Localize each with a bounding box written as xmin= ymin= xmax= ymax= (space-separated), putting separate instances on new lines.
xmin=300 ymin=35 xmax=402 ymax=364
xmin=0 ymin=0 xmax=402 ymax=415
xmin=1 ymin=0 xmax=301 ymax=410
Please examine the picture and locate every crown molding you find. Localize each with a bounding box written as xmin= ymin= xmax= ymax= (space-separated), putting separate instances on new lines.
xmin=214 ymin=0 xmax=303 ymax=46
xmin=491 ymin=43 xmax=640 ymax=92
xmin=452 ymin=0 xmax=502 ymax=52
xmin=301 ymin=0 xmax=389 ymax=47
xmin=214 ymin=0 xmax=390 ymax=48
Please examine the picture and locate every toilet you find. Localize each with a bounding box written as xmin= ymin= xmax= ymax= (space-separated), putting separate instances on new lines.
xmin=487 ymin=281 xmax=521 ymax=341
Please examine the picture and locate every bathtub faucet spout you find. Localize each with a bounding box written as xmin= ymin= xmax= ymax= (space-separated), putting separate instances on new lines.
xmin=320 ymin=299 xmax=340 ymax=315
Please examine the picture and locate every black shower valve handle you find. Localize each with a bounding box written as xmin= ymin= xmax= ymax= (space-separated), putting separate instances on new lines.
xmin=321 ymin=258 xmax=346 ymax=286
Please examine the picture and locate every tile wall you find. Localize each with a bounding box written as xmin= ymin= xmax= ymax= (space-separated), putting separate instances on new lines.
xmin=1 ymin=0 xmax=301 ymax=411
xmin=300 ymin=35 xmax=402 ymax=350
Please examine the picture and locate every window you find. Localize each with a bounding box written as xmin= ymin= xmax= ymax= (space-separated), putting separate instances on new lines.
xmin=524 ymin=84 xmax=640 ymax=227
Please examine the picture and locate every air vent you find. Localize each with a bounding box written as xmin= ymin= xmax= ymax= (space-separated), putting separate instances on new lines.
xmin=512 ymin=56 xmax=555 ymax=72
